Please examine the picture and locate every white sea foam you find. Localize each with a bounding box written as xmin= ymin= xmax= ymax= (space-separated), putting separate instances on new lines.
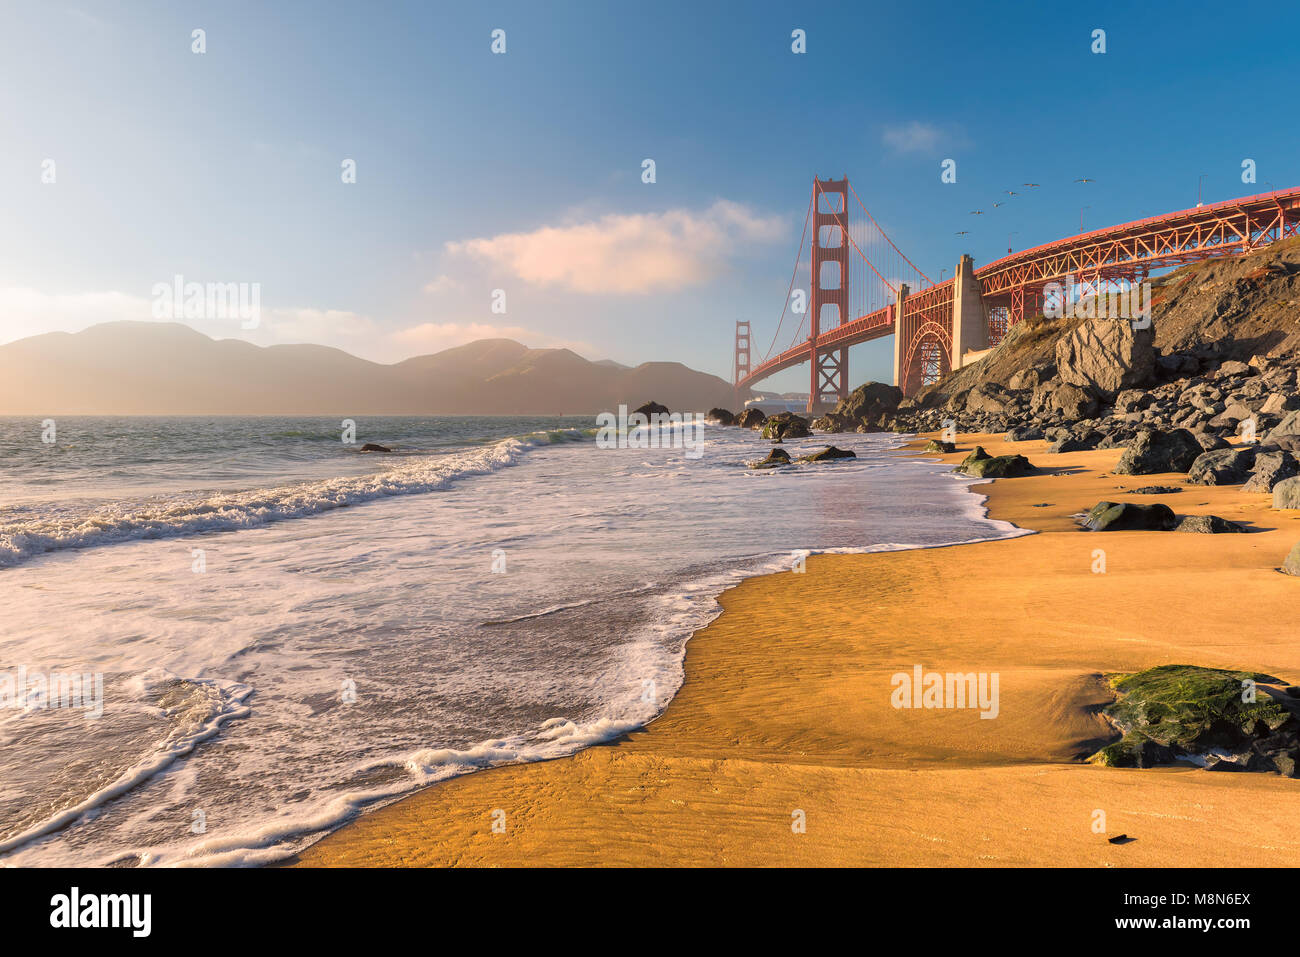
xmin=0 ymin=429 xmax=587 ymax=568
xmin=0 ymin=420 xmax=1027 ymax=867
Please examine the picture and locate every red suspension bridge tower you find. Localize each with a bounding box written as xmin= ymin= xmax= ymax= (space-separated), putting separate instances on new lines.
xmin=810 ymin=178 xmax=851 ymax=410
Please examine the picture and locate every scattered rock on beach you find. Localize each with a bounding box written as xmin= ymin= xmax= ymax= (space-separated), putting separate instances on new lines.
xmin=1186 ymin=446 xmax=1257 ymax=485
xmin=1082 ymin=501 xmax=1177 ymax=531
xmin=359 ymin=443 xmax=392 ymax=452
xmin=705 ymin=407 xmax=735 ymax=426
xmin=1243 ymin=450 xmax=1299 ymax=492
xmin=923 ymin=439 xmax=955 ymax=453
xmin=761 ymin=412 xmax=811 ymax=441
xmin=1130 ymin=485 xmax=1182 ymax=494
xmin=749 ymin=448 xmax=791 ymax=469
xmin=1090 ymin=664 xmax=1300 ymax=775
xmin=954 ymin=446 xmax=1033 ymax=478
xmin=736 ymin=408 xmax=767 ymax=429
xmin=632 ymin=400 xmax=670 ymax=419
xmin=797 ymin=446 xmax=857 ymax=463
xmin=1175 ymin=514 xmax=1245 ymax=534
xmin=1273 ymin=476 xmax=1300 ymax=509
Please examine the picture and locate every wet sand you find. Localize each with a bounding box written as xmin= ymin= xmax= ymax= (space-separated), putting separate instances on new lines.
xmin=293 ymin=434 xmax=1300 ymax=867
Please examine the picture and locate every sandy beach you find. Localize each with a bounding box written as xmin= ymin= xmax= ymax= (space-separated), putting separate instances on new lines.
xmin=293 ymin=433 xmax=1300 ymax=867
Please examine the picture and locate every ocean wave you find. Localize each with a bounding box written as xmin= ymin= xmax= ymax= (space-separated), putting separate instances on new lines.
xmin=0 ymin=429 xmax=591 ymax=569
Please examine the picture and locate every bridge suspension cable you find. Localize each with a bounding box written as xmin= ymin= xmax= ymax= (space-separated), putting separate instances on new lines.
xmin=759 ymin=186 xmax=813 ymax=364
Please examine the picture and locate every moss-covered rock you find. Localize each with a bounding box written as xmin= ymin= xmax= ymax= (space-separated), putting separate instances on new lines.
xmin=796 ymin=446 xmax=857 ymax=463
xmin=923 ymin=439 xmax=956 ymax=453
xmin=1089 ymin=664 xmax=1299 ymax=773
xmin=748 ymin=447 xmax=791 ymax=469
xmin=954 ymin=446 xmax=1033 ymax=478
xmin=761 ymin=412 xmax=811 ymax=441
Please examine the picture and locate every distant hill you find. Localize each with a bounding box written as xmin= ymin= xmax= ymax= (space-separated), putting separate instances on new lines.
xmin=0 ymin=322 xmax=746 ymax=414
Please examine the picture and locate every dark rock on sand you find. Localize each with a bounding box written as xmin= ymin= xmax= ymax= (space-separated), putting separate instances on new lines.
xmin=1082 ymin=501 xmax=1178 ymax=531
xmin=1090 ymin=664 xmax=1299 ymax=774
xmin=923 ymin=439 xmax=956 ymax=453
xmin=1283 ymin=542 xmax=1300 ymax=576
xmin=359 ymin=443 xmax=392 ymax=452
xmin=1175 ymin=514 xmax=1245 ymax=534
xmin=736 ymin=408 xmax=767 ymax=429
xmin=1186 ymin=446 xmax=1257 ymax=485
xmin=1131 ymin=485 xmax=1182 ymax=495
xmin=954 ymin=446 xmax=1033 ymax=478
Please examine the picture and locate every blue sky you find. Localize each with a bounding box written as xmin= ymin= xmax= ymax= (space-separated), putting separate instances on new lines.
xmin=2 ymin=0 xmax=1298 ymax=392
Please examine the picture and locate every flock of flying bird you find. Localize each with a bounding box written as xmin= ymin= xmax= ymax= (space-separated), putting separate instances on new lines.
xmin=952 ymin=178 xmax=1095 ymax=244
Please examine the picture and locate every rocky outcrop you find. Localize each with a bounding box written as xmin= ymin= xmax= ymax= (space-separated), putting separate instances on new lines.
xmin=761 ymin=412 xmax=811 ymax=441
xmin=1273 ymin=476 xmax=1300 ymax=509
xmin=1055 ymin=318 xmax=1156 ymax=399
xmin=1265 ymin=410 xmax=1300 ymax=452
xmin=819 ymin=382 xmax=903 ymax=432
xmin=736 ymin=408 xmax=767 ymax=429
xmin=1113 ymin=429 xmax=1202 ymax=475
xmin=1082 ymin=501 xmax=1178 ymax=531
xmin=706 ymin=407 xmax=735 ymax=426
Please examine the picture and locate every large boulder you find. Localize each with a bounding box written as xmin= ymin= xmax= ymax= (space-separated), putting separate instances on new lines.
xmin=1055 ymin=318 xmax=1155 ymax=399
xmin=965 ymin=382 xmax=1010 ymax=415
xmin=1244 ymin=450 xmax=1299 ymax=493
xmin=1265 ymin=410 xmax=1300 ymax=452
xmin=1186 ymin=447 xmax=1257 ymax=485
xmin=1052 ymin=383 xmax=1099 ymax=420
xmin=1273 ymin=476 xmax=1300 ymax=509
xmin=705 ymin=407 xmax=735 ymax=426
xmin=1083 ymin=501 xmax=1178 ymax=531
xmin=832 ymin=381 xmax=903 ymax=426
xmin=1114 ymin=429 xmax=1203 ymax=475
xmin=736 ymin=407 xmax=767 ymax=429
xmin=761 ymin=412 xmax=811 ymax=441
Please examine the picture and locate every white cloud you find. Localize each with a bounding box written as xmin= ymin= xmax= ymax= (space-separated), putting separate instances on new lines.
xmin=882 ymin=121 xmax=943 ymax=154
xmin=444 ymin=200 xmax=783 ymax=295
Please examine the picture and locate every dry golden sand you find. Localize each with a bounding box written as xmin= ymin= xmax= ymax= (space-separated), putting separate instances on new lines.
xmin=293 ymin=434 xmax=1300 ymax=867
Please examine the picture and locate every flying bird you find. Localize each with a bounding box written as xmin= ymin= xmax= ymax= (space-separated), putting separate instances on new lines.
xmin=1074 ymin=177 xmax=1095 ymax=183
xmin=1023 ymin=183 xmax=1040 ymax=188
xmin=954 ymin=230 xmax=970 ymax=236
xmin=969 ymin=210 xmax=984 ymax=215
xmin=1004 ymin=190 xmax=1018 ymax=196
xmin=992 ymin=202 xmax=1005 ymax=208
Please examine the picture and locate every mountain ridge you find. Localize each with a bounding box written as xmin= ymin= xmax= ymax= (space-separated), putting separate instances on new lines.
xmin=0 ymin=322 xmax=745 ymax=414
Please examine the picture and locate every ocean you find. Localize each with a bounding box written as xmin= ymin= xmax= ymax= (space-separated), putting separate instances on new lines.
xmin=0 ymin=414 xmax=1024 ymax=866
